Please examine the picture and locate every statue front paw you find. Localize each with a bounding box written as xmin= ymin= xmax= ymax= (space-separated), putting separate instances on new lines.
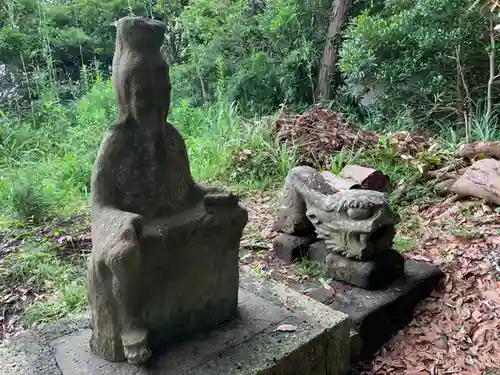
xmin=122 ymin=329 xmax=151 ymax=365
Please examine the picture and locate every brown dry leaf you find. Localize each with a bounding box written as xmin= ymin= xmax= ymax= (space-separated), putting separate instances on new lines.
xmin=350 ymin=201 xmax=500 ymax=374
xmin=481 ymin=290 xmax=500 ymax=305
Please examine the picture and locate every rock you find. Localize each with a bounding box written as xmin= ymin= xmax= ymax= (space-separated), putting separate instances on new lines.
xmin=457 ymin=141 xmax=500 ymax=159
xmin=287 ymin=280 xmax=335 ymax=305
xmin=87 ymin=16 xmax=247 ymax=365
xmin=273 ymin=166 xmax=334 ymax=235
xmin=272 ymin=233 xmax=316 ymax=264
xmin=327 ymin=259 xmax=444 ymax=361
xmin=339 ymin=165 xmax=390 ymax=193
xmin=325 ymin=246 xmax=405 ymax=290
xmin=308 ymin=240 xmax=329 ymax=262
xmin=322 ymin=171 xmax=361 ymax=190
xmin=349 ymin=330 xmax=363 ymax=363
xmin=305 ymin=286 xmax=335 ymax=304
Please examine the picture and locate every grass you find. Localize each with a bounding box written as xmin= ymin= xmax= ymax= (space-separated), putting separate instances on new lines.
xmin=1 ymin=63 xmax=499 ymax=331
xmin=0 ymin=68 xmax=291 ymax=222
xmin=0 ymin=68 xmax=294 ymax=329
xmin=393 ymin=235 xmax=416 ymax=253
xmin=294 ymin=260 xmax=327 ymax=278
xmin=0 ymin=237 xmax=86 ymax=326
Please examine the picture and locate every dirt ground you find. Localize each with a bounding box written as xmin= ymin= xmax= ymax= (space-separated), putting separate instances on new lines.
xmin=240 ymin=190 xmax=500 ymax=375
xmin=1 ymin=189 xmax=500 ymax=374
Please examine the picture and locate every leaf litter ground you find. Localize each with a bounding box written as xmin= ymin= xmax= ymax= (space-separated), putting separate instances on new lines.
xmin=240 ymin=191 xmax=500 ymax=375
xmin=1 ymin=191 xmax=499 ymax=375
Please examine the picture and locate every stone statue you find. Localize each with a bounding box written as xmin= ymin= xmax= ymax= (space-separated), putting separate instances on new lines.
xmin=87 ymin=16 xmax=247 ymax=365
xmin=274 ymin=166 xmax=398 ymax=260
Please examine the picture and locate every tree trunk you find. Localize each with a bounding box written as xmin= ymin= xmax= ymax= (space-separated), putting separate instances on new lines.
xmin=457 ymin=141 xmax=500 ymax=159
xmin=316 ymin=0 xmax=352 ymax=101
xmin=450 ymin=158 xmax=500 ymax=205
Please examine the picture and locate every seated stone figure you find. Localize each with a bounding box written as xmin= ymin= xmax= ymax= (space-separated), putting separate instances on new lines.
xmin=87 ymin=17 xmax=247 ymax=365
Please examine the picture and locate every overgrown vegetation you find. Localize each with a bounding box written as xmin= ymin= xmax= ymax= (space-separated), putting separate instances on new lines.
xmin=0 ymin=0 xmax=499 ymax=332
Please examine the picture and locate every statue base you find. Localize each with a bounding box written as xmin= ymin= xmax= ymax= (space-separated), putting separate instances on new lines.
xmin=289 ymin=258 xmax=444 ymax=362
xmin=323 ymin=247 xmax=406 ymax=290
xmin=0 ymin=272 xmax=352 ymax=375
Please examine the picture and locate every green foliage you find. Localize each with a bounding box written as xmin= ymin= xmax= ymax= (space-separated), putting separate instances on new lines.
xmin=0 ymin=242 xmax=86 ymax=325
xmin=0 ymin=0 xmax=185 ymax=74
xmin=1 ymin=0 xmax=499 ymax=328
xmin=393 ymin=235 xmax=415 ymax=253
xmin=179 ymin=0 xmax=331 ymax=113
xmin=340 ymin=0 xmax=499 ymax=125
xmin=294 ymin=259 xmax=327 ymax=278
xmin=10 ymin=176 xmax=50 ymax=223
xmin=0 ymin=65 xmax=296 ymax=221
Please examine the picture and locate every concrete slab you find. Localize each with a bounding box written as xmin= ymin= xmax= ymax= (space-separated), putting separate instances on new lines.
xmin=0 ymin=272 xmax=351 ymax=375
xmin=289 ymin=259 xmax=443 ymax=361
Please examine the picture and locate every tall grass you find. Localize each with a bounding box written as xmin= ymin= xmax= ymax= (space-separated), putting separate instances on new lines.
xmin=0 ymin=65 xmax=297 ymax=326
xmin=0 ymin=65 xmax=295 ymax=224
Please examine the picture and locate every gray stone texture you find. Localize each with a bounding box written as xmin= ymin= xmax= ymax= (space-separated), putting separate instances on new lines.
xmin=289 ymin=259 xmax=444 ymax=361
xmin=325 ymin=247 xmax=405 ymax=289
xmin=0 ymin=273 xmax=352 ymax=375
xmin=88 ymin=16 xmax=247 ymax=365
xmin=307 ymin=241 xmax=329 ymax=262
xmin=273 ymin=166 xmax=398 ymax=260
xmin=272 ymin=233 xmax=317 ymax=264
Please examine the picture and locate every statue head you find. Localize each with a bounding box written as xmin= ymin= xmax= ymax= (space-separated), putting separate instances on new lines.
xmin=112 ymin=16 xmax=172 ymax=120
xmin=306 ymin=189 xmax=398 ymax=260
xmin=116 ymin=16 xmax=166 ymax=51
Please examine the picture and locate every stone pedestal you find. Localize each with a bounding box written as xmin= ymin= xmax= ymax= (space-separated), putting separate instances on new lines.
xmin=0 ymin=273 xmax=352 ymax=375
xmin=325 ymin=247 xmax=405 ymax=290
xmin=272 ymin=233 xmax=317 ymax=264
xmin=288 ymin=259 xmax=444 ymax=362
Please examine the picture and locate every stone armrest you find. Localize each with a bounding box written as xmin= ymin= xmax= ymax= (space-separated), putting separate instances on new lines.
xmin=200 ymin=183 xmax=240 ymax=209
xmin=203 ymin=192 xmax=239 ymax=208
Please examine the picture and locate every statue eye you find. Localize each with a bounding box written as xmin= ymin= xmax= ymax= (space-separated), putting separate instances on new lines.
xmin=347 ymin=207 xmax=372 ymax=220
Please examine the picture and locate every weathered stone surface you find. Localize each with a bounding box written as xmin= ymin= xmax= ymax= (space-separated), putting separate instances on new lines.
xmin=308 ymin=240 xmax=329 ymax=262
xmin=274 ymin=166 xmax=398 ymax=260
xmin=293 ymin=259 xmax=444 ymax=361
xmin=87 ymin=16 xmax=247 ymax=365
xmin=321 ymin=171 xmax=361 ymax=191
xmin=272 ymin=233 xmax=316 ymax=264
xmin=288 ymin=280 xmax=336 ymax=304
xmin=339 ymin=165 xmax=390 ymax=193
xmin=1 ymin=273 xmax=352 ymax=375
xmin=325 ymin=246 xmax=405 ymax=289
xmin=349 ymin=330 xmax=363 ymax=363
xmin=0 ymin=330 xmax=62 ymax=375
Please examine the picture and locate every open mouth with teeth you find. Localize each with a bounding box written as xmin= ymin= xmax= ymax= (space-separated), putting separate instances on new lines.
xmin=347 ymin=224 xmax=396 ymax=258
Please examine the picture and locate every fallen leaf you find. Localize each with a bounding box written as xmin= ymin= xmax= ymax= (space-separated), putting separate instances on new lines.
xmin=273 ymin=324 xmax=297 ymax=332
xmin=481 ymin=290 xmax=500 ymax=305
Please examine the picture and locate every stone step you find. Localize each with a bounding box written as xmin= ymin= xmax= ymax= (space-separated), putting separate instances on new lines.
xmin=0 ymin=272 xmax=352 ymax=375
xmin=289 ymin=259 xmax=444 ymax=361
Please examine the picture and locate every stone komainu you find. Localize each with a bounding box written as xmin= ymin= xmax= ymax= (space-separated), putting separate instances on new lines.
xmin=274 ymin=166 xmax=398 ymax=260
